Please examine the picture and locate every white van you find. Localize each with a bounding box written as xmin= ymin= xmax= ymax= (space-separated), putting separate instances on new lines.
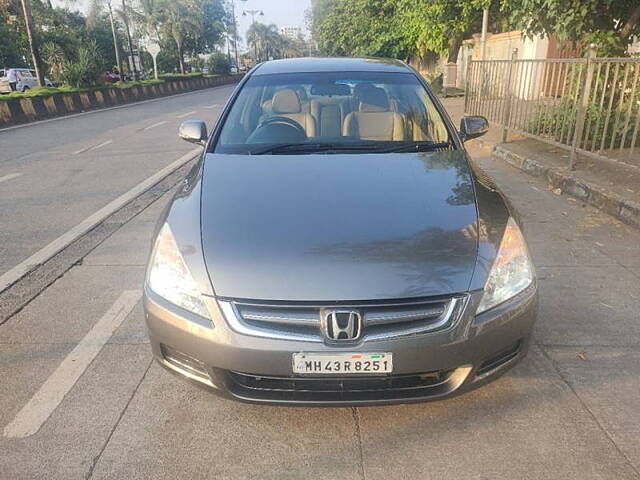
xmin=0 ymin=68 xmax=53 ymax=93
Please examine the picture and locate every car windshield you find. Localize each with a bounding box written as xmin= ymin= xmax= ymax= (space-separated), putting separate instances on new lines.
xmin=214 ymin=71 xmax=451 ymax=155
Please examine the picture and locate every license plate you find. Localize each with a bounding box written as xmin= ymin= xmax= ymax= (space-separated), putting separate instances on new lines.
xmin=292 ymin=352 xmax=393 ymax=375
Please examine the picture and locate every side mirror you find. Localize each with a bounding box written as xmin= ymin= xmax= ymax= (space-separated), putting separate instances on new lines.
xmin=459 ymin=115 xmax=489 ymax=142
xmin=178 ymin=120 xmax=208 ymax=146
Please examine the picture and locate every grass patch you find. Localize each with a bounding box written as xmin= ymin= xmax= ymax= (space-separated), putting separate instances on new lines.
xmin=0 ymin=80 xmax=166 ymax=101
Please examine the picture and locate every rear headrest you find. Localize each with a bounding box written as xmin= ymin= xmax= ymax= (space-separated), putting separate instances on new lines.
xmin=272 ymin=88 xmax=302 ymax=114
xmin=358 ymin=85 xmax=390 ymax=112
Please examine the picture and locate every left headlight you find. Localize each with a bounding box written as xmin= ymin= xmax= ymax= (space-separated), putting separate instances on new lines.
xmin=477 ymin=217 xmax=534 ymax=314
xmin=147 ymin=223 xmax=210 ymax=319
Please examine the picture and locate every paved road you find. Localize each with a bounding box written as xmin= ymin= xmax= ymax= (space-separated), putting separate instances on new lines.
xmin=0 ymin=85 xmax=234 ymax=277
xmin=1 ymin=93 xmax=640 ymax=479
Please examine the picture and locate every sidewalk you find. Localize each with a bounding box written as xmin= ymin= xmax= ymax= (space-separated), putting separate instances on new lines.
xmin=442 ymin=97 xmax=640 ymax=229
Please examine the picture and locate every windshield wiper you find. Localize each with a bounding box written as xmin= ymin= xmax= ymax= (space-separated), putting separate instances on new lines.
xmin=374 ymin=141 xmax=452 ymax=153
xmin=250 ymin=141 xmax=452 ymax=155
xmin=250 ymin=142 xmax=385 ymax=155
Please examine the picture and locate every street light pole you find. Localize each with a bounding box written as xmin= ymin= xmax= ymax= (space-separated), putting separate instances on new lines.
xmin=230 ymin=0 xmax=239 ymax=69
xmin=243 ymin=9 xmax=263 ymax=25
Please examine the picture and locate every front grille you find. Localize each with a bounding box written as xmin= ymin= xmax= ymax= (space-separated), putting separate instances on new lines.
xmin=218 ymin=296 xmax=466 ymax=342
xmin=226 ymin=369 xmax=457 ymax=403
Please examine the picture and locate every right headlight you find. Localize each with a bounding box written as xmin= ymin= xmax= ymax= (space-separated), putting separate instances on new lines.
xmin=476 ymin=217 xmax=534 ymax=314
xmin=147 ymin=223 xmax=210 ymax=319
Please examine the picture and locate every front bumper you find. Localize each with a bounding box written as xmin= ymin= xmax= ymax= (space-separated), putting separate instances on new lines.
xmin=144 ymin=285 xmax=537 ymax=406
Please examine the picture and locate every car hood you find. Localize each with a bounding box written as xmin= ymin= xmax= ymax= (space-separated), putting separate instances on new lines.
xmin=200 ymin=151 xmax=478 ymax=301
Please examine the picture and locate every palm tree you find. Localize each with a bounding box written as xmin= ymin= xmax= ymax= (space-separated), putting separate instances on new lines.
xmin=132 ymin=0 xmax=164 ymax=42
xmin=160 ymin=0 xmax=203 ymax=73
xmin=246 ymin=23 xmax=280 ymax=62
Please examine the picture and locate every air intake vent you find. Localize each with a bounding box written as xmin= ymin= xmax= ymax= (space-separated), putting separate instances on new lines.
xmin=476 ymin=340 xmax=522 ymax=377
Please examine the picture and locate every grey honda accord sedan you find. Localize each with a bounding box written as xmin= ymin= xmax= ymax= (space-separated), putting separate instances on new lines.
xmin=143 ymin=57 xmax=537 ymax=405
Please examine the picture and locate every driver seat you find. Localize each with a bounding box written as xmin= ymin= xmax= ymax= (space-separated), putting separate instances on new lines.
xmin=264 ymin=88 xmax=316 ymax=137
xmin=342 ymin=85 xmax=405 ymax=141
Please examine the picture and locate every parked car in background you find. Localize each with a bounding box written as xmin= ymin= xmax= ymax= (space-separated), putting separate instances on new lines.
xmin=0 ymin=68 xmax=53 ymax=93
xmin=143 ymin=57 xmax=538 ymax=406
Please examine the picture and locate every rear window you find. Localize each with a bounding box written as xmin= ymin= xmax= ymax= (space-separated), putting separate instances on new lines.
xmin=213 ymin=71 xmax=450 ymax=154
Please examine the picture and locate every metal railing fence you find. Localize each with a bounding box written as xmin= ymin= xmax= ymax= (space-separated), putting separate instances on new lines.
xmin=464 ymin=46 xmax=640 ymax=169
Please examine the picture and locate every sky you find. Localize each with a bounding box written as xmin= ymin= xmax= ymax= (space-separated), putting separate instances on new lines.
xmin=234 ymin=0 xmax=312 ymax=48
xmin=53 ymin=0 xmax=313 ymax=52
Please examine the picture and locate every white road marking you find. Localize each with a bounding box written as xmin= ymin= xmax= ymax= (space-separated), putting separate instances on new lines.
xmin=176 ymin=110 xmax=197 ymax=118
xmin=0 ymin=84 xmax=237 ymax=133
xmin=88 ymin=139 xmax=113 ymax=151
xmin=73 ymin=139 xmax=113 ymax=155
xmin=0 ymin=173 xmax=22 ymax=184
xmin=3 ymin=290 xmax=142 ymax=439
xmin=143 ymin=120 xmax=168 ymax=131
xmin=0 ymin=147 xmax=201 ymax=292
xmin=205 ymin=103 xmax=221 ymax=109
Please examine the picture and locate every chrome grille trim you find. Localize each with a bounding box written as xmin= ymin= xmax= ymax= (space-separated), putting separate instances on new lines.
xmin=365 ymin=306 xmax=446 ymax=326
xmin=217 ymin=295 xmax=468 ymax=343
xmin=218 ymin=301 xmax=319 ymax=342
xmin=240 ymin=307 xmax=318 ymax=326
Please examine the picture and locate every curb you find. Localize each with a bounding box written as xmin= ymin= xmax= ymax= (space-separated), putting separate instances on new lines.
xmin=492 ymin=144 xmax=640 ymax=229
xmin=0 ymin=75 xmax=242 ymax=128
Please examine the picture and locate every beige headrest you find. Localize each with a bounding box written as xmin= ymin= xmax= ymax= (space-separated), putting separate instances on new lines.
xmin=272 ymin=88 xmax=302 ymax=114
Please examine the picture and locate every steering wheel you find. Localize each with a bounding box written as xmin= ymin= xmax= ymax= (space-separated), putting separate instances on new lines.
xmin=257 ymin=116 xmax=307 ymax=139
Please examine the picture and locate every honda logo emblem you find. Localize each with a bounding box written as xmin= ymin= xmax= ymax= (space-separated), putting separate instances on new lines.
xmin=322 ymin=310 xmax=363 ymax=342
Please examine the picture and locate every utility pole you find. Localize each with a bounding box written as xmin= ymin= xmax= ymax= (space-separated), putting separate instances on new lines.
xmin=480 ymin=7 xmax=489 ymax=60
xmin=106 ymin=0 xmax=123 ymax=78
xmin=19 ymin=0 xmax=45 ymax=86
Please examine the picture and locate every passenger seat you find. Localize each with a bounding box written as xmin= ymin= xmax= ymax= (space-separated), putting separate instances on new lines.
xmin=342 ymin=86 xmax=405 ymax=141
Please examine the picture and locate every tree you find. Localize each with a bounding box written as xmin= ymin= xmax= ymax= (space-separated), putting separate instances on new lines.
xmin=0 ymin=0 xmax=30 ymax=67
xmin=505 ymin=0 xmax=640 ymax=55
xmin=246 ymin=23 xmax=282 ymax=61
xmin=160 ymin=0 xmax=204 ymax=73
xmin=311 ymin=0 xmax=494 ymax=63
xmin=207 ymin=51 xmax=230 ymax=74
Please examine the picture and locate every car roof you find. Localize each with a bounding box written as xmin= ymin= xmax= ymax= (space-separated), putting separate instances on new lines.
xmin=252 ymin=57 xmax=412 ymax=76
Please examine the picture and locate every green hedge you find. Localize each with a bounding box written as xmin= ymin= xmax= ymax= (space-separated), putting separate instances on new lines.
xmin=0 ymin=79 xmax=165 ymax=101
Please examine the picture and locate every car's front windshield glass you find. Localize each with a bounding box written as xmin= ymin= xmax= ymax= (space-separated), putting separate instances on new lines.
xmin=213 ymin=71 xmax=450 ymax=154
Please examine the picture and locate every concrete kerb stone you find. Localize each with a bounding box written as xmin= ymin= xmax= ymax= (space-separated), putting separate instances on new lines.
xmin=493 ymin=144 xmax=640 ymax=229
xmin=0 ymin=75 xmax=242 ymax=128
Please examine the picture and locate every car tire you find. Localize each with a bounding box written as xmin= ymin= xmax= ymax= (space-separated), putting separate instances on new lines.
xmin=21 ymin=86 xmax=30 ymax=92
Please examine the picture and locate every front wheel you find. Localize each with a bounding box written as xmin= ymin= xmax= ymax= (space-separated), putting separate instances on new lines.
xmin=21 ymin=85 xmax=30 ymax=92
